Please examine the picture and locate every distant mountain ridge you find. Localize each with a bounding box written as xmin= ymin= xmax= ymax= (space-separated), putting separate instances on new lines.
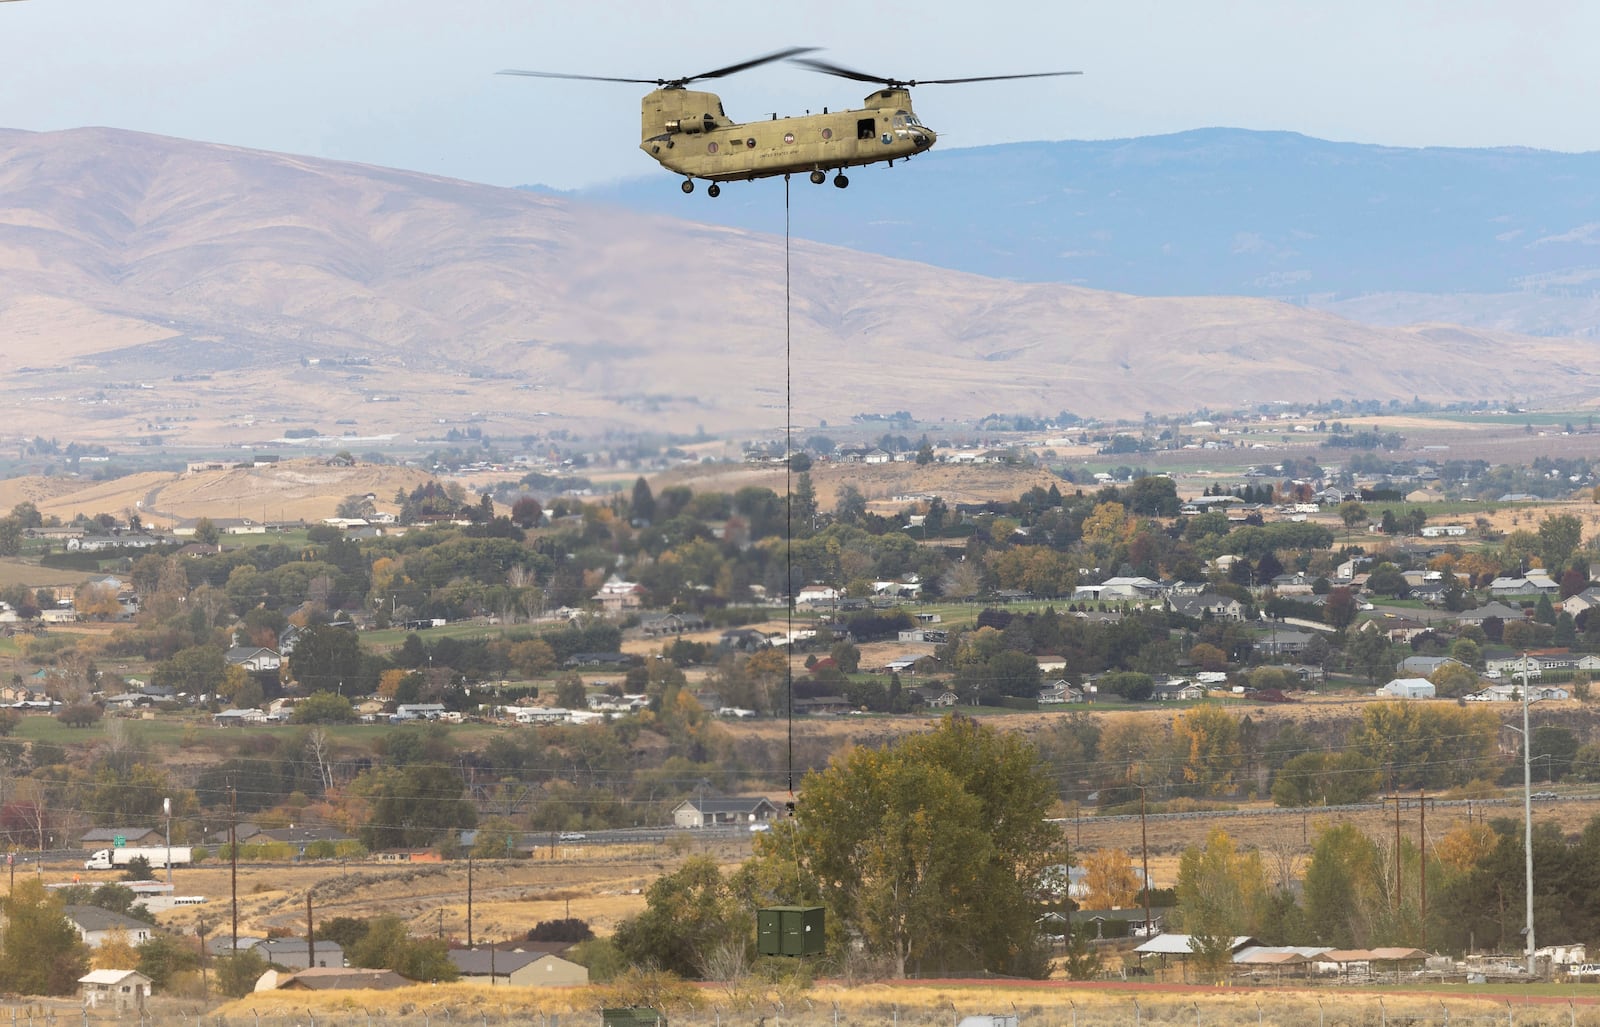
xmin=566 ymin=128 xmax=1600 ymax=337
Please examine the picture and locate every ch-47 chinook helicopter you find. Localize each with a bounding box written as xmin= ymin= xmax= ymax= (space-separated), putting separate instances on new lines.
xmin=499 ymin=48 xmax=1079 ymax=196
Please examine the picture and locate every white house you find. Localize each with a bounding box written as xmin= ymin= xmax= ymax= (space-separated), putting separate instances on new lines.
xmin=65 ymin=906 xmax=154 ymax=948
xmin=796 ymin=583 xmax=841 ymax=605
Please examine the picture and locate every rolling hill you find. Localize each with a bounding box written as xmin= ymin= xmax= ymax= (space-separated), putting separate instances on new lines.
xmin=1 ymin=125 xmax=1597 ymax=451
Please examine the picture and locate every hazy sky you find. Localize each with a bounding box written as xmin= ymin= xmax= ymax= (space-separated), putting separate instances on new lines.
xmin=1 ymin=1 xmax=1596 ymax=190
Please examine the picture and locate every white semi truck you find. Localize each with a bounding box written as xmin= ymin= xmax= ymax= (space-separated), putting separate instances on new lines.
xmin=84 ymin=846 xmax=193 ymax=871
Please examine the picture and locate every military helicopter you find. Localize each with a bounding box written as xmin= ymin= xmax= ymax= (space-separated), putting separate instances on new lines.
xmin=499 ymin=48 xmax=1079 ymax=196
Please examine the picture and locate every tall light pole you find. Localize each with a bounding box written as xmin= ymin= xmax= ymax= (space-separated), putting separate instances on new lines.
xmin=163 ymin=796 xmax=172 ymax=886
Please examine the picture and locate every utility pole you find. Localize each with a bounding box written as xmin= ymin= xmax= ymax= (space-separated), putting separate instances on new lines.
xmin=466 ymin=850 xmax=474 ymax=948
xmin=307 ymin=892 xmax=315 ymax=968
xmin=1140 ymin=786 xmax=1152 ymax=937
xmin=1419 ymin=787 xmax=1427 ymax=947
xmin=229 ymin=782 xmax=239 ymax=954
xmin=1394 ymin=792 xmax=1402 ymax=911
xmin=1522 ymin=656 xmax=1536 ymax=976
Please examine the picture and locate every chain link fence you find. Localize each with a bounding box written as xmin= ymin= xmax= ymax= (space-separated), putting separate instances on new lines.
xmin=6 ymin=999 xmax=1600 ymax=1027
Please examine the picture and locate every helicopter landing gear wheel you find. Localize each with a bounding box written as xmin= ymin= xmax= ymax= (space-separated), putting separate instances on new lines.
xmin=707 ymin=183 xmax=721 ymax=198
xmin=680 ymin=179 xmax=694 ymax=194
xmin=833 ymin=173 xmax=849 ymax=189
xmin=809 ymin=170 xmax=826 ymax=185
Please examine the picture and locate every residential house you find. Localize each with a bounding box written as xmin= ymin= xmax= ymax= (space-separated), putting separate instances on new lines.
xmin=213 ymin=708 xmax=268 ymax=725
xmin=225 ymin=646 xmax=282 ymax=673
xmin=562 ymin=652 xmax=634 ymax=671
xmin=1270 ymin=572 xmax=1316 ymax=596
xmin=1254 ymin=630 xmax=1314 ymax=657
xmin=80 ymin=827 xmax=162 ymax=850
xmin=1366 ymin=617 xmax=1430 ymax=643
xmin=65 ymin=906 xmax=154 ymax=948
xmin=1490 ymin=576 xmax=1550 ymax=598
xmin=795 ymin=583 xmax=841 ymax=606
xmin=593 ymin=577 xmax=645 ymax=615
xmin=1397 ymin=655 xmax=1463 ymax=677
xmin=1168 ymin=593 xmax=1246 ymax=620
xmin=1456 ymin=602 xmax=1529 ymax=627
xmin=672 ymin=796 xmax=781 ymax=829
xmin=79 ymin=969 xmax=151 ymax=1011
xmin=253 ymin=937 xmax=345 ymax=971
xmin=639 ymin=613 xmax=707 ymax=637
xmin=1378 ymin=678 xmax=1436 ymax=700
xmin=1038 ymin=680 xmax=1085 ymax=704
xmin=916 ymin=688 xmax=959 ymax=708
xmin=719 ymin=628 xmax=771 ymax=653
xmin=1068 ymin=907 xmax=1170 ymax=941
xmin=278 ymin=624 xmax=305 ymax=656
xmin=448 ymin=949 xmax=589 ymax=987
xmin=1150 ymin=681 xmax=1206 ymax=702
xmin=1484 ymin=650 xmax=1541 ymax=679
xmin=1561 ymin=589 xmax=1600 ymax=618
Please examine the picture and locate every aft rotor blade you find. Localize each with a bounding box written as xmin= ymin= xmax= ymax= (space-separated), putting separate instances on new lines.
xmin=689 ymin=46 xmax=820 ymax=83
xmin=793 ymin=57 xmax=1082 ymax=87
xmin=497 ymin=69 xmax=667 ymax=85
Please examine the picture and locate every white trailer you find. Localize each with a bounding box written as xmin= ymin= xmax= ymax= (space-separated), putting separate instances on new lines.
xmin=84 ymin=846 xmax=193 ymax=871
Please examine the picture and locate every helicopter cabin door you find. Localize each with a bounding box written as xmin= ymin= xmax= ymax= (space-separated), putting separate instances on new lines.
xmin=856 ymin=117 xmax=877 ymax=141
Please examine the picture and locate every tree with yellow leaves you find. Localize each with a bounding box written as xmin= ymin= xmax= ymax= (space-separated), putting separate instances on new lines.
xmin=1172 ymin=706 xmax=1244 ymax=796
xmin=1080 ymin=848 xmax=1142 ymax=909
xmin=91 ymin=927 xmax=140 ymax=971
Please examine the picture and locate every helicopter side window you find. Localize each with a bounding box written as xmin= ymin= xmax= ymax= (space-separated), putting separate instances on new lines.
xmin=856 ymin=118 xmax=875 ymax=141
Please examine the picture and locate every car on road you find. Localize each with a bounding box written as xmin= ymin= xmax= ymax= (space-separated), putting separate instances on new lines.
xmin=558 ymin=832 xmax=588 ymax=841
xmin=1532 ymin=791 xmax=1559 ymax=801
xmin=749 ymin=822 xmax=772 ymax=832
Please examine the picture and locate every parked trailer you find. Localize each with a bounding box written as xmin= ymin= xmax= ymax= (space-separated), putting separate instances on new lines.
xmin=84 ymin=846 xmax=193 ymax=871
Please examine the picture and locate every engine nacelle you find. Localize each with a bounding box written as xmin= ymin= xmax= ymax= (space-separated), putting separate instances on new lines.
xmin=665 ymin=113 xmax=715 ymax=135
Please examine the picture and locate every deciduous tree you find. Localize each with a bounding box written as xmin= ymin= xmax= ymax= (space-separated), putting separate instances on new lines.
xmin=0 ymin=878 xmax=90 ymax=995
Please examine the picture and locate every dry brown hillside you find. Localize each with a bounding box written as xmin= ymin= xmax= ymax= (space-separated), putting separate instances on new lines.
xmin=4 ymin=127 xmax=1600 ymax=449
xmin=0 ymin=459 xmax=439 ymax=526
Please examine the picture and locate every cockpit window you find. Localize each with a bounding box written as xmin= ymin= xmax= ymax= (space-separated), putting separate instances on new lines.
xmin=893 ymin=116 xmax=906 ymax=127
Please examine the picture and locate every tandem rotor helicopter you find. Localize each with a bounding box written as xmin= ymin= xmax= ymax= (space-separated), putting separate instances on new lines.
xmin=499 ymin=47 xmax=1079 ymax=196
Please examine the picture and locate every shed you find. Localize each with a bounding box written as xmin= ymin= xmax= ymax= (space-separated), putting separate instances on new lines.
xmin=1378 ymin=678 xmax=1435 ymax=700
xmin=79 ymin=969 xmax=151 ymax=1011
xmin=449 ymin=949 xmax=589 ymax=987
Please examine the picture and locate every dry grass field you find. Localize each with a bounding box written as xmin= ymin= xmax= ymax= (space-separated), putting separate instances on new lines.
xmin=205 ymin=979 xmax=1600 ymax=1027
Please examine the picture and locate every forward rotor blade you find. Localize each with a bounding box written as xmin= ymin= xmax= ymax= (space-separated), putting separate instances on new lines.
xmin=788 ymin=57 xmax=891 ymax=85
xmin=915 ymin=71 xmax=1083 ymax=84
xmin=689 ymin=46 xmax=821 ymax=83
xmin=497 ymin=69 xmax=667 ymax=85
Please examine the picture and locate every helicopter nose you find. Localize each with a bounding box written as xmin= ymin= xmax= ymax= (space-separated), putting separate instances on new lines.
xmin=916 ymin=127 xmax=937 ymax=150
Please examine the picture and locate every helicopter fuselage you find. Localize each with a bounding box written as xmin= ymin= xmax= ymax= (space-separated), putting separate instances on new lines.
xmin=639 ymin=87 xmax=935 ymax=183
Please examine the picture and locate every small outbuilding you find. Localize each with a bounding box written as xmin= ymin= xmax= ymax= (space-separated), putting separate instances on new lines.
xmin=1378 ymin=678 xmax=1435 ymax=700
xmin=79 ymin=969 xmax=151 ymax=1011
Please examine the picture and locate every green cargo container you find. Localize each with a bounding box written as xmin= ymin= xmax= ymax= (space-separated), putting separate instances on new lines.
xmin=602 ymin=1009 xmax=665 ymax=1027
xmin=757 ymin=905 xmax=825 ymax=956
